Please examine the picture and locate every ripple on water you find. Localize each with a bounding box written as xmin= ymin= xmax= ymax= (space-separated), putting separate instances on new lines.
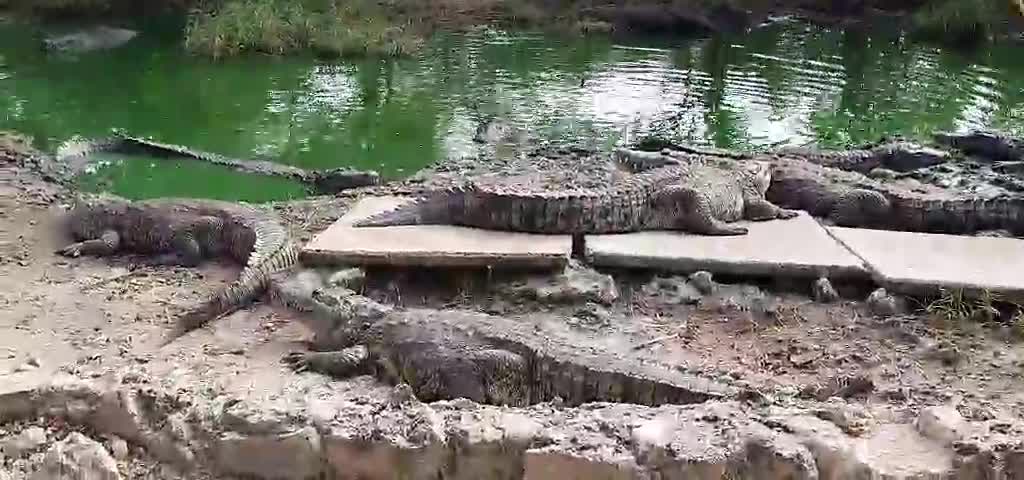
xmin=1 ymin=19 xmax=1024 ymax=201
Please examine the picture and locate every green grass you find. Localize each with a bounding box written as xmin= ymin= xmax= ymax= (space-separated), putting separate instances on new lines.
xmin=924 ymin=288 xmax=1020 ymax=326
xmin=911 ymin=0 xmax=1014 ymax=45
xmin=184 ymin=0 xmax=424 ymax=58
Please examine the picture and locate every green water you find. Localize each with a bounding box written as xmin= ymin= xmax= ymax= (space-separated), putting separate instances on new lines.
xmin=2 ymin=16 xmax=1024 ymax=202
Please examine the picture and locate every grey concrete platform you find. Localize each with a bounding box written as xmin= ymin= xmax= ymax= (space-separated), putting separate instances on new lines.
xmin=301 ymin=196 xmax=572 ymax=269
xmin=829 ymin=227 xmax=1024 ymax=298
xmin=584 ymin=212 xmax=868 ymax=279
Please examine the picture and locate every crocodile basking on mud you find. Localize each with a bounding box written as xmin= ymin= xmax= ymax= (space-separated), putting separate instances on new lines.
xmin=775 ymin=141 xmax=949 ymax=173
xmin=56 ymin=194 xmax=299 ymax=344
xmin=273 ymin=269 xmax=733 ymax=407
xmin=621 ymin=145 xmax=1024 ymax=235
xmin=354 ymin=153 xmax=800 ymax=235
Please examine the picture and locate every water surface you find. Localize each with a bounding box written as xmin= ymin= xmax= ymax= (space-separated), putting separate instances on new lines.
xmin=2 ymin=17 xmax=1022 ymax=201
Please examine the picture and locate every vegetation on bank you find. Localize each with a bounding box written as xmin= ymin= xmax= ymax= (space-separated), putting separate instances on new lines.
xmin=910 ymin=0 xmax=1018 ymax=45
xmin=3 ymin=0 xmax=1022 ymax=57
xmin=182 ymin=0 xmax=573 ymax=58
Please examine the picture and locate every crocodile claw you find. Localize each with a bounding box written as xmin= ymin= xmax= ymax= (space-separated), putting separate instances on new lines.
xmin=778 ymin=209 xmax=800 ymax=220
xmin=281 ymin=351 xmax=310 ymax=373
xmin=57 ymin=243 xmax=83 ymax=257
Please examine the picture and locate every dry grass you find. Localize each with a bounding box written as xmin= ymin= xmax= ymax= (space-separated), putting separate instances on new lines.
xmin=182 ymin=0 xmax=560 ymax=59
xmin=911 ymin=0 xmax=1014 ymax=44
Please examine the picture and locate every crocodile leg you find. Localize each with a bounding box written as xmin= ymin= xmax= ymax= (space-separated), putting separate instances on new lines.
xmin=282 ymin=345 xmax=371 ymax=377
xmin=743 ymin=197 xmax=801 ymax=221
xmin=147 ymin=232 xmax=203 ymax=267
xmin=149 ymin=216 xmax=224 ymax=267
xmin=57 ymin=229 xmax=120 ymax=257
xmin=657 ymin=186 xmax=749 ymax=235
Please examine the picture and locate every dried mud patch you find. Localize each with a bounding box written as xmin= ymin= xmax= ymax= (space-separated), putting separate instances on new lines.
xmin=2 ymin=151 xmax=1024 ymax=478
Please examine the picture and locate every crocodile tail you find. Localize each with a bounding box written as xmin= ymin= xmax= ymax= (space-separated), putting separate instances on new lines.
xmin=159 ymin=229 xmax=299 ymax=346
xmin=352 ymin=186 xmax=470 ymax=227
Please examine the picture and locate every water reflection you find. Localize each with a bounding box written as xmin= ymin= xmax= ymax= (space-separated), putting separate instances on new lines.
xmin=0 ymin=17 xmax=1022 ymax=201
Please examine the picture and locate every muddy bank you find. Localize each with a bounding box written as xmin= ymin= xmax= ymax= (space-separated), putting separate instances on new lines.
xmin=5 ymin=128 xmax=1024 ymax=478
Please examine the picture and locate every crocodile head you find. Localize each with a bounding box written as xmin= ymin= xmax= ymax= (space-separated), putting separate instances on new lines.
xmin=741 ymin=160 xmax=774 ymax=195
xmin=66 ymin=193 xmax=130 ymax=240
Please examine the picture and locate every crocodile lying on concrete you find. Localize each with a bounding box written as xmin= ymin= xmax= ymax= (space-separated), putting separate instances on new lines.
xmin=272 ymin=269 xmax=735 ymax=407
xmin=616 ymin=146 xmax=1024 ymax=235
xmin=56 ymin=136 xmax=381 ymax=195
xmin=354 ymin=154 xmax=800 ymax=235
xmin=613 ymin=147 xmax=892 ymax=228
xmin=56 ymin=194 xmax=299 ymax=345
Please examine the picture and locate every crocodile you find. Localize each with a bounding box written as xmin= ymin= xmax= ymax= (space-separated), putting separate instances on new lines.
xmin=272 ymin=269 xmax=734 ymax=407
xmin=56 ymin=194 xmax=299 ymax=345
xmin=353 ymin=153 xmax=800 ymax=236
xmin=53 ymin=135 xmax=380 ymax=195
xmin=617 ymin=146 xmax=1024 ymax=234
xmin=628 ymin=138 xmax=949 ymax=173
xmin=614 ymin=147 xmax=891 ymax=228
xmin=774 ymin=141 xmax=949 ymax=173
xmin=933 ymin=130 xmax=1024 ymax=163
xmin=767 ymin=157 xmax=1024 ymax=235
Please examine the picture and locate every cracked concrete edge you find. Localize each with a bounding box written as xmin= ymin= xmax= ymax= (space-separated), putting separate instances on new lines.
xmin=3 ymin=375 xmax=1023 ymax=480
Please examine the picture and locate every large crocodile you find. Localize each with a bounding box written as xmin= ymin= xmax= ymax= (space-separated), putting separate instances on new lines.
xmin=353 ymin=154 xmax=800 ymax=236
xmin=273 ymin=269 xmax=734 ymax=407
xmin=766 ymin=157 xmax=1024 ymax=235
xmin=56 ymin=194 xmax=299 ymax=344
xmin=615 ymin=146 xmax=1024 ymax=235
xmin=55 ymin=135 xmax=381 ymax=195
xmin=934 ymin=130 xmax=1024 ymax=163
xmin=775 ymin=141 xmax=949 ymax=173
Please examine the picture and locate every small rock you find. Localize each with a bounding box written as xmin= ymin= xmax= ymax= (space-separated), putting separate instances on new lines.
xmin=13 ymin=356 xmax=40 ymax=373
xmin=916 ymin=405 xmax=969 ymax=446
xmin=506 ymin=260 xmax=619 ymax=305
xmin=108 ymin=437 xmax=128 ymax=460
xmin=643 ymin=276 xmax=703 ymax=305
xmin=812 ymin=277 xmax=839 ymax=303
xmin=688 ymin=270 xmax=716 ymax=295
xmin=1 ymin=427 xmax=47 ymax=458
xmin=815 ymin=398 xmax=874 ymax=436
xmin=32 ymin=432 xmax=121 ymax=480
xmin=326 ymin=268 xmax=366 ymax=291
xmin=866 ymin=288 xmax=898 ymax=316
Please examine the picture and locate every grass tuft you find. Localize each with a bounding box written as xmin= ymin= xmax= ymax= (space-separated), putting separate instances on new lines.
xmin=184 ymin=0 xmax=426 ymax=58
xmin=911 ymin=0 xmax=1013 ymax=45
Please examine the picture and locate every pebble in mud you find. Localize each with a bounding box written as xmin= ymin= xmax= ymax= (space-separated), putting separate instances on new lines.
xmin=866 ymin=288 xmax=898 ymax=316
xmin=688 ymin=270 xmax=716 ymax=295
xmin=812 ymin=277 xmax=839 ymax=303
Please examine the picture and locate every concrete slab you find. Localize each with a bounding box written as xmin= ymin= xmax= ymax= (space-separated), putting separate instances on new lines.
xmin=301 ymin=196 xmax=572 ymax=269
xmin=584 ymin=212 xmax=868 ymax=280
xmin=828 ymin=227 xmax=1024 ymax=298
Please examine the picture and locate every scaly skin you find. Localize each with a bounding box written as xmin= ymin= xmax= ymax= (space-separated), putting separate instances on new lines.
xmin=53 ymin=135 xmax=380 ymax=194
xmin=272 ymin=273 xmax=733 ymax=407
xmin=934 ymin=130 xmax=1024 ymax=162
xmin=775 ymin=141 xmax=948 ymax=173
xmin=354 ymin=153 xmax=799 ymax=236
xmin=56 ymin=194 xmax=299 ymax=345
xmin=767 ymin=157 xmax=1024 ymax=235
